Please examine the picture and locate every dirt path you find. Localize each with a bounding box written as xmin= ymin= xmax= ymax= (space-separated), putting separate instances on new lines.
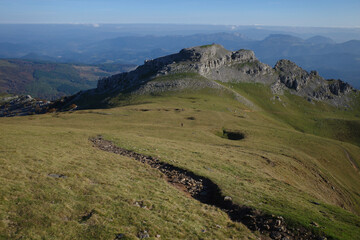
xmin=91 ymin=136 xmax=325 ymax=240
xmin=343 ymin=148 xmax=359 ymax=172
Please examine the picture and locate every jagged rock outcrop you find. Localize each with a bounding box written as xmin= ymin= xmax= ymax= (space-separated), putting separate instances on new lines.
xmin=328 ymin=79 xmax=353 ymax=95
xmin=274 ymin=59 xmax=311 ymax=91
xmin=272 ymin=59 xmax=356 ymax=106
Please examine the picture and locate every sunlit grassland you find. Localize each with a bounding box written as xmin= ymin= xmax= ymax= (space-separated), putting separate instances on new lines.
xmin=1 ymin=89 xmax=359 ymax=239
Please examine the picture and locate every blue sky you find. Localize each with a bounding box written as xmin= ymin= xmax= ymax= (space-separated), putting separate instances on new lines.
xmin=0 ymin=0 xmax=359 ymax=27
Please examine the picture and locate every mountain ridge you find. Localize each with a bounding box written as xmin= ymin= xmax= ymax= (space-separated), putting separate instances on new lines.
xmin=88 ymin=44 xmax=356 ymax=109
xmin=1 ymin=44 xmax=360 ymax=240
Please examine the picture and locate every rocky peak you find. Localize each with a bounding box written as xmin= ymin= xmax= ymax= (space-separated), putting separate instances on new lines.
xmin=95 ymin=44 xmax=356 ymax=108
xmin=143 ymin=44 xmax=256 ymax=71
xmin=272 ymin=59 xmax=357 ymax=106
xmin=179 ymin=44 xmax=232 ymax=62
xmin=274 ymin=59 xmax=311 ymax=91
xmin=97 ymin=44 xmax=258 ymax=91
xmin=328 ymin=79 xmax=354 ymax=95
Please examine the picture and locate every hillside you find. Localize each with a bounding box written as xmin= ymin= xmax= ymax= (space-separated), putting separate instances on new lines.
xmin=0 ymin=45 xmax=360 ymax=239
xmin=0 ymin=59 xmax=135 ymax=99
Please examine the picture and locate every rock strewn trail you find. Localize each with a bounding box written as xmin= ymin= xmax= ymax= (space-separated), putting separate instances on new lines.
xmin=90 ymin=136 xmax=326 ymax=240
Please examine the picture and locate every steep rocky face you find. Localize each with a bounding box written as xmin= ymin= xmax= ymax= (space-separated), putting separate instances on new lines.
xmin=273 ymin=59 xmax=356 ymax=105
xmin=274 ymin=59 xmax=311 ymax=91
xmin=328 ymin=79 xmax=353 ymax=95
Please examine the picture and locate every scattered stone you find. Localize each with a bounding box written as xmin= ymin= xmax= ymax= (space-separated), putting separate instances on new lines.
xmin=80 ymin=209 xmax=95 ymax=223
xmin=310 ymin=221 xmax=319 ymax=227
xmin=224 ymin=196 xmax=232 ymax=201
xmin=201 ymin=229 xmax=206 ymax=233
xmin=133 ymin=201 xmax=148 ymax=209
xmin=155 ymin=234 xmax=161 ymax=238
xmin=270 ymin=231 xmax=282 ymax=239
xmin=311 ymin=201 xmax=321 ymax=205
xmin=138 ymin=230 xmax=150 ymax=239
xmin=114 ymin=233 xmax=125 ymax=239
xmin=91 ymin=136 xmax=328 ymax=240
xmin=48 ymin=173 xmax=67 ymax=179
xmin=275 ymin=219 xmax=282 ymax=227
xmin=215 ymin=224 xmax=222 ymax=229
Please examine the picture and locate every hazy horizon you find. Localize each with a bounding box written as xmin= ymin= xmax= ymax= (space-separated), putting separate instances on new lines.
xmin=0 ymin=0 xmax=359 ymax=28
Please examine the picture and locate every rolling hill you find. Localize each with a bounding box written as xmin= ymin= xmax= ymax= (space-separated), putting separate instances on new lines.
xmin=0 ymin=45 xmax=359 ymax=239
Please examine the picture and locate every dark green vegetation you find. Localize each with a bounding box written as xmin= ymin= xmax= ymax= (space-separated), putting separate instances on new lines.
xmin=0 ymin=59 xmax=135 ymax=99
xmin=1 ymin=83 xmax=359 ymax=239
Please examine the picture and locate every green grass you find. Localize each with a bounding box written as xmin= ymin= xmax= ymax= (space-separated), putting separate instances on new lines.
xmin=222 ymin=82 xmax=360 ymax=146
xmin=0 ymin=88 xmax=359 ymax=239
xmin=233 ymin=60 xmax=261 ymax=70
xmin=151 ymin=72 xmax=207 ymax=83
xmin=200 ymin=44 xmax=215 ymax=48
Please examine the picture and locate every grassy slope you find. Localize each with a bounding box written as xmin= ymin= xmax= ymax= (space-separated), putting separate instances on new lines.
xmin=0 ymin=88 xmax=360 ymax=239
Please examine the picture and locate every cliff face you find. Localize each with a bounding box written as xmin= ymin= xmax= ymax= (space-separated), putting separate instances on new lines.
xmin=96 ymin=44 xmax=357 ymax=107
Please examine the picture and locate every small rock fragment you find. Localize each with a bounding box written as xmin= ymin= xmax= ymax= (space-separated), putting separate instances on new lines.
xmin=270 ymin=231 xmax=282 ymax=240
xmin=224 ymin=196 xmax=232 ymax=201
xmin=310 ymin=221 xmax=319 ymax=227
xmin=138 ymin=230 xmax=150 ymax=239
xmin=48 ymin=173 xmax=67 ymax=179
xmin=114 ymin=233 xmax=124 ymax=239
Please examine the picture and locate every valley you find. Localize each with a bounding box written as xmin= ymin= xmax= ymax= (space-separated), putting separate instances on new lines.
xmin=0 ymin=59 xmax=135 ymax=99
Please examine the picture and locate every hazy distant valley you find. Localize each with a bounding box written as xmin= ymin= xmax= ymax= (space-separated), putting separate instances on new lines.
xmin=1 ymin=24 xmax=360 ymax=89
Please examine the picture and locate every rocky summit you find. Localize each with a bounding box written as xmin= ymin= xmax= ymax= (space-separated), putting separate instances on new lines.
xmin=94 ymin=44 xmax=356 ymax=108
